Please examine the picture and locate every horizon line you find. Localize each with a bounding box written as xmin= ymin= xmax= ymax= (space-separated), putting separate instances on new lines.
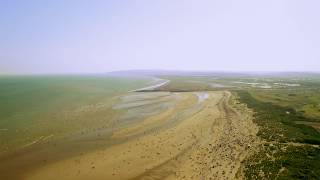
xmin=1 ymin=69 xmax=320 ymax=76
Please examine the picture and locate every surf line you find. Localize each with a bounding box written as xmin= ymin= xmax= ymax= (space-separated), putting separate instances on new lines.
xmin=130 ymin=78 xmax=170 ymax=92
xmin=21 ymin=134 xmax=54 ymax=149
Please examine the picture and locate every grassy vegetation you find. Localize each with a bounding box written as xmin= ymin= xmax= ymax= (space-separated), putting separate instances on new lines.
xmin=244 ymin=144 xmax=320 ymax=179
xmin=236 ymin=91 xmax=320 ymax=144
xmin=249 ymin=89 xmax=320 ymax=120
xmin=235 ymin=90 xmax=320 ymax=179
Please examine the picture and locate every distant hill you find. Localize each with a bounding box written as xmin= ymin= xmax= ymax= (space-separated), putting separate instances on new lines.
xmin=106 ymin=69 xmax=320 ymax=78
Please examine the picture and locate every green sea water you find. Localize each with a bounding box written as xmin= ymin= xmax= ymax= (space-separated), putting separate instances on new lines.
xmin=0 ymin=75 xmax=152 ymax=154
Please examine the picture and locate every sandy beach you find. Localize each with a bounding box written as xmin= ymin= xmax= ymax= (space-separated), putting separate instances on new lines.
xmin=18 ymin=91 xmax=259 ymax=180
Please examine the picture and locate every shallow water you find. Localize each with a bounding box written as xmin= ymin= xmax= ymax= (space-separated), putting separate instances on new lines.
xmin=0 ymin=75 xmax=153 ymax=155
xmin=0 ymin=76 xmax=184 ymax=179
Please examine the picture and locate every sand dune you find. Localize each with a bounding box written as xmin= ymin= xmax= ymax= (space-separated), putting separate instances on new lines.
xmin=25 ymin=91 xmax=259 ymax=180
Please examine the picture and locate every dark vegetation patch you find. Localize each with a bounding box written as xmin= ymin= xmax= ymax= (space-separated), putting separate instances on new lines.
xmin=235 ymin=90 xmax=320 ymax=179
xmin=236 ymin=91 xmax=320 ymax=144
xmin=249 ymin=88 xmax=320 ymax=120
xmin=244 ymin=144 xmax=320 ymax=180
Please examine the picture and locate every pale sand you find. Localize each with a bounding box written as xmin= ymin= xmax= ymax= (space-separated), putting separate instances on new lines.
xmin=25 ymin=91 xmax=259 ymax=180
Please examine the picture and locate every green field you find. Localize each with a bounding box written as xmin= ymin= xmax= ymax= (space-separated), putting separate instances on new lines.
xmin=0 ymin=75 xmax=152 ymax=154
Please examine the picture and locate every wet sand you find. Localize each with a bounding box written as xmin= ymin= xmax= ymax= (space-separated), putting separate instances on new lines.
xmin=14 ymin=91 xmax=259 ymax=180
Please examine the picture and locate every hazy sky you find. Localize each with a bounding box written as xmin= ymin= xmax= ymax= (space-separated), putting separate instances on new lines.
xmin=1 ymin=0 xmax=319 ymax=74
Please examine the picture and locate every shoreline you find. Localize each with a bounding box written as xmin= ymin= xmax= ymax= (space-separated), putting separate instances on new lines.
xmin=23 ymin=91 xmax=259 ymax=180
xmin=129 ymin=78 xmax=170 ymax=92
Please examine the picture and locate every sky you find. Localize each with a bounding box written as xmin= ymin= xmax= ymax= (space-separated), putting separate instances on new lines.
xmin=0 ymin=0 xmax=319 ymax=74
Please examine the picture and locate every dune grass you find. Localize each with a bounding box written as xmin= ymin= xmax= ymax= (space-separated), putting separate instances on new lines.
xmin=235 ymin=90 xmax=320 ymax=179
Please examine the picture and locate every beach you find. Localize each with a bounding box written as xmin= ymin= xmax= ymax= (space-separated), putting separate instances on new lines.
xmin=17 ymin=91 xmax=259 ymax=180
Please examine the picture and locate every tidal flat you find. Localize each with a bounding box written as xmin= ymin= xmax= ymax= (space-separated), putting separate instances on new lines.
xmin=0 ymin=75 xmax=157 ymax=178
